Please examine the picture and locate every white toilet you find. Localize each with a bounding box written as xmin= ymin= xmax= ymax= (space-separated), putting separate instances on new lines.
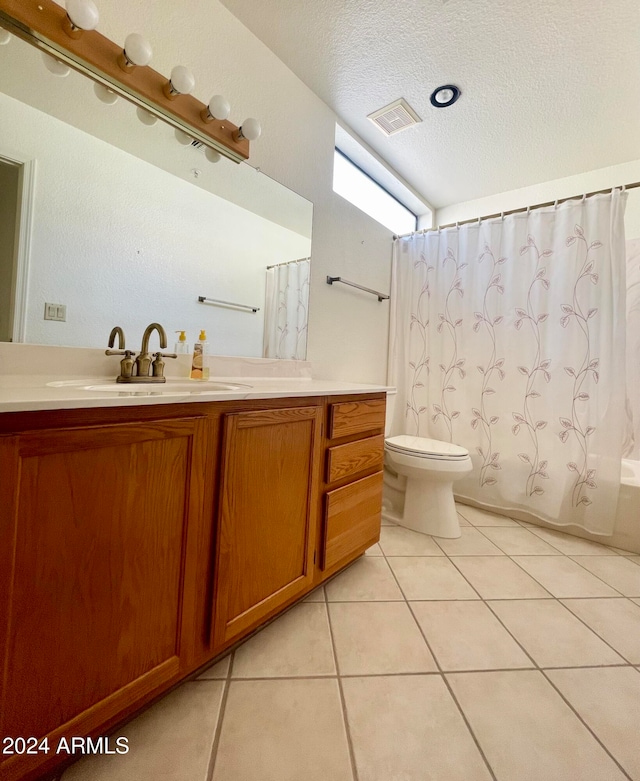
xmin=384 ymin=435 xmax=473 ymax=538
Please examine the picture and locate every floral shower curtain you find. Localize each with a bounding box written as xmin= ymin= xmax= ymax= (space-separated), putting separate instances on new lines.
xmin=263 ymin=259 xmax=310 ymax=360
xmin=388 ymin=191 xmax=627 ymax=535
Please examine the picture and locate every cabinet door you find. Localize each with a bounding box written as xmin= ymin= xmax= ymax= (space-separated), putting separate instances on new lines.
xmin=212 ymin=406 xmax=322 ymax=648
xmin=0 ymin=418 xmax=208 ymax=781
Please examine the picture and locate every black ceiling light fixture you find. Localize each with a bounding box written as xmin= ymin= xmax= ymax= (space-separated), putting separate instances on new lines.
xmin=430 ymin=84 xmax=461 ymax=108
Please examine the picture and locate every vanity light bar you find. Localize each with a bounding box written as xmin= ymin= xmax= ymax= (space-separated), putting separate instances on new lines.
xmin=0 ymin=0 xmax=251 ymax=164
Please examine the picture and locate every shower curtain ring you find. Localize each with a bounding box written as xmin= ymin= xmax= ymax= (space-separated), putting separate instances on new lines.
xmin=554 ymin=199 xmax=558 ymax=209
xmin=526 ymin=205 xmax=531 ymax=216
xmin=582 ymin=193 xmax=586 ymax=203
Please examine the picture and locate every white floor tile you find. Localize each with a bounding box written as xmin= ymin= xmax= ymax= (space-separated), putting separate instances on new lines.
xmin=435 ymin=527 xmax=505 ymax=556
xmin=378 ymin=525 xmax=444 ymax=556
xmin=232 ymin=603 xmax=336 ymax=678
xmin=479 ymin=527 xmax=562 ymax=555
xmin=489 ymin=600 xmax=625 ymax=668
xmin=325 ymin=557 xmax=404 ymax=602
xmin=213 ymin=679 xmax=353 ymax=781
xmin=569 ymin=556 xmax=640 ymax=597
xmin=512 ymin=556 xmax=621 ymax=598
xmin=363 ymin=543 xmax=383 ymax=556
xmin=329 ymin=602 xmax=436 ymax=675
xmin=547 ymin=667 xmax=640 ymax=780
xmin=387 ymin=557 xmax=479 ymax=600
xmin=197 ymin=655 xmax=231 ymax=680
xmin=448 ymin=670 xmax=627 ymax=781
xmin=455 ymin=504 xmax=520 ymax=526
xmin=411 ymin=601 xmax=531 ymax=671
xmin=63 ymin=682 xmax=224 ymax=781
xmin=303 ymin=585 xmax=326 ymax=601
xmin=451 ymin=556 xmax=551 ymax=599
xmin=343 ymin=675 xmax=492 ymax=781
xmin=561 ymin=598 xmax=640 ymax=664
xmin=526 ymin=526 xmax=619 ymax=555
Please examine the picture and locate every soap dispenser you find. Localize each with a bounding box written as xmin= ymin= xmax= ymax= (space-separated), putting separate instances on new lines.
xmin=190 ymin=330 xmax=210 ymax=380
xmin=174 ymin=330 xmax=189 ymax=354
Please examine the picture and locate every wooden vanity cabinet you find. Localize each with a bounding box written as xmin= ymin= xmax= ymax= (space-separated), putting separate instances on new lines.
xmin=0 ymin=416 xmax=212 ymax=781
xmin=0 ymin=392 xmax=385 ymax=781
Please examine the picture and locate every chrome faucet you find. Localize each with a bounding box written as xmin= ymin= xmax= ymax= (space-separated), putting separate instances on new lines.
xmin=105 ymin=323 xmax=176 ymax=383
xmin=132 ymin=323 xmax=177 ymax=383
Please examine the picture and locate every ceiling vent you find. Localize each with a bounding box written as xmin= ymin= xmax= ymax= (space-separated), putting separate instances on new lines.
xmin=367 ymin=98 xmax=422 ymax=136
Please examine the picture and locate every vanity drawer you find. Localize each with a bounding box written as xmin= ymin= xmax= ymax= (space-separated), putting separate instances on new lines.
xmin=326 ymin=434 xmax=384 ymax=484
xmin=328 ymin=398 xmax=386 ymax=439
xmin=322 ymin=471 xmax=383 ymax=570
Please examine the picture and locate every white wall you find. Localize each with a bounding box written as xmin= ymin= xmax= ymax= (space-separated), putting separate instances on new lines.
xmin=5 ymin=0 xmax=401 ymax=383
xmin=0 ymin=92 xmax=310 ymax=355
xmin=436 ymin=159 xmax=640 ymax=240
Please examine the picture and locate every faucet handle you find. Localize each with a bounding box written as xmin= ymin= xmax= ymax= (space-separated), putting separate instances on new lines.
xmin=106 ymin=349 xmax=137 ymax=357
xmin=151 ymin=351 xmax=177 ymax=380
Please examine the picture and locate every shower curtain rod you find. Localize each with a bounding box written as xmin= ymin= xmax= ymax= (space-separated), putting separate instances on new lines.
xmin=393 ymin=180 xmax=640 ymax=240
xmin=266 ymin=257 xmax=310 ymax=269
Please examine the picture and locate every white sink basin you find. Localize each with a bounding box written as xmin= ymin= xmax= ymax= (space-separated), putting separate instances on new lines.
xmin=48 ymin=379 xmax=252 ymax=394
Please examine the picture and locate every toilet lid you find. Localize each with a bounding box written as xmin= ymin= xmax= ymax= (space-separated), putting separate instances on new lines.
xmin=385 ymin=435 xmax=469 ymax=459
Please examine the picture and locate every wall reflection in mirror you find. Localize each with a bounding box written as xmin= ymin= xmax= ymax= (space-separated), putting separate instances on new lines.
xmin=0 ymin=35 xmax=312 ymax=359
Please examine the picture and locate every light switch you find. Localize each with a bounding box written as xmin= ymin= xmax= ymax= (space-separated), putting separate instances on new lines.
xmin=44 ymin=303 xmax=66 ymax=322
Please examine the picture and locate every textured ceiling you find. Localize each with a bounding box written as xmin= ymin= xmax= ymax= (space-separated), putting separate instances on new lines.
xmin=220 ymin=0 xmax=640 ymax=208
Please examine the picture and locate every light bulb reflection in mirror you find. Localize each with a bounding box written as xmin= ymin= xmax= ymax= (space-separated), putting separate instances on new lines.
xmin=42 ymin=53 xmax=71 ymax=77
xmin=94 ymin=82 xmax=118 ymax=104
xmin=136 ymin=107 xmax=158 ymax=126
xmin=205 ymin=147 xmax=221 ymax=164
xmin=175 ymin=129 xmax=193 ymax=146
xmin=0 ymin=26 xmax=12 ymax=45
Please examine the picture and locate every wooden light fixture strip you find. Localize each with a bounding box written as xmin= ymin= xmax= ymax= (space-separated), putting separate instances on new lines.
xmin=0 ymin=0 xmax=250 ymax=163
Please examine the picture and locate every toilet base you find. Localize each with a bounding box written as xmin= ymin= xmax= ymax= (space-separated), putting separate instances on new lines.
xmin=400 ymin=476 xmax=462 ymax=538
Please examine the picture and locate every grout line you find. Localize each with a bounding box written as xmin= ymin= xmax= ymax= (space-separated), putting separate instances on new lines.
xmin=325 ymin=594 xmax=360 ymax=781
xmin=539 ymin=669 xmax=634 ymax=780
xmin=380 ymin=542 xmax=498 ymax=781
xmin=205 ymin=651 xmax=234 ymax=781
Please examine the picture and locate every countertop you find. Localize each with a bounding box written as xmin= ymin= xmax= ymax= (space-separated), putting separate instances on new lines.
xmin=0 ymin=375 xmax=393 ymax=414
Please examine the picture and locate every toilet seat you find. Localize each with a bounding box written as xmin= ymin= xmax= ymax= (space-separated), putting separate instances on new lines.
xmin=385 ymin=435 xmax=469 ymax=461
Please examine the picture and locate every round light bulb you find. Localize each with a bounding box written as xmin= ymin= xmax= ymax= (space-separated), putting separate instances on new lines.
xmin=42 ymin=53 xmax=70 ymax=77
xmin=0 ymin=26 xmax=12 ymax=45
xmin=123 ymin=33 xmax=152 ymax=66
xmin=239 ymin=117 xmax=261 ymax=141
xmin=169 ymin=65 xmax=195 ymax=95
xmin=65 ymin=0 xmax=99 ymax=31
xmin=93 ymin=82 xmax=118 ymax=104
xmin=136 ymin=106 xmax=158 ymax=126
xmin=175 ymin=129 xmax=194 ymax=146
xmin=435 ymin=88 xmax=454 ymax=104
xmin=207 ymin=94 xmax=230 ymax=121
xmin=205 ymin=147 xmax=221 ymax=164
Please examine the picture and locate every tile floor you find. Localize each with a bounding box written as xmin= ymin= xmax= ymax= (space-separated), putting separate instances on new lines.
xmin=62 ymin=504 xmax=640 ymax=781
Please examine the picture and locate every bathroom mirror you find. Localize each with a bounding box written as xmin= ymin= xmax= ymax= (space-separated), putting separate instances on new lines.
xmin=0 ymin=36 xmax=313 ymax=359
